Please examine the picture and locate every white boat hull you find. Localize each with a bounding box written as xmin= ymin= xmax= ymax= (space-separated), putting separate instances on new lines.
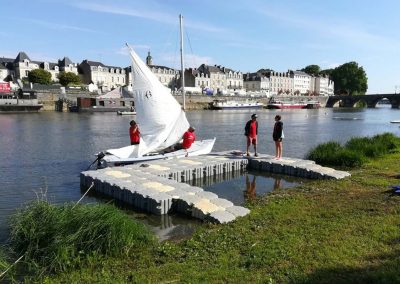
xmin=97 ymin=138 xmax=216 ymax=168
xmin=117 ymin=111 xmax=136 ymax=115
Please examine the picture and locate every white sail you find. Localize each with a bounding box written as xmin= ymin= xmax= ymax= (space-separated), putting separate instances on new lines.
xmin=126 ymin=44 xmax=189 ymax=157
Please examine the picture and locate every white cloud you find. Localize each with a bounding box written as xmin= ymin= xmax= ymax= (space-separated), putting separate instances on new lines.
xmin=73 ymin=2 xmax=226 ymax=34
xmin=19 ymin=18 xmax=105 ymax=34
xmin=255 ymin=5 xmax=400 ymax=50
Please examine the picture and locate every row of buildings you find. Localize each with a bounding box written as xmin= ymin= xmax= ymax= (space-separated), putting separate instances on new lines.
xmin=0 ymin=51 xmax=334 ymax=96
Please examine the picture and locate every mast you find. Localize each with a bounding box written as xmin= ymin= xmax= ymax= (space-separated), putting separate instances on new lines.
xmin=179 ymin=14 xmax=186 ymax=110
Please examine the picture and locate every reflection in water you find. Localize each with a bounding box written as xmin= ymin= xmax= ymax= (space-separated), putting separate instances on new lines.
xmin=274 ymin=177 xmax=282 ymax=190
xmin=190 ymin=170 xmax=301 ymax=206
xmin=244 ymin=175 xmax=257 ymax=201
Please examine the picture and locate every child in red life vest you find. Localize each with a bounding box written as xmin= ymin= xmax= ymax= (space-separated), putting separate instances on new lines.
xmin=129 ymin=120 xmax=140 ymax=145
xmin=244 ymin=114 xmax=258 ymax=157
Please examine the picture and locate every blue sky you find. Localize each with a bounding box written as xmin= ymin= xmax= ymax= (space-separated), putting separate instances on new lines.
xmin=2 ymin=0 xmax=400 ymax=93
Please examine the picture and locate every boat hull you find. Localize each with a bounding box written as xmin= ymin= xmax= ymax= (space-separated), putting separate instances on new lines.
xmin=0 ymin=104 xmax=43 ymax=113
xmin=117 ymin=111 xmax=136 ymax=115
xmin=97 ymin=138 xmax=216 ymax=168
xmin=79 ymin=107 xmax=132 ymax=112
xmin=213 ymin=105 xmax=264 ymax=110
xmin=267 ymin=102 xmax=321 ymax=109
xmin=267 ymin=104 xmax=305 ymax=109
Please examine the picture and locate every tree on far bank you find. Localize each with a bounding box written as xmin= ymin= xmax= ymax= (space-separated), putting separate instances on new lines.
xmin=301 ymin=65 xmax=321 ymax=76
xmin=28 ymin=69 xmax=52 ymax=85
xmin=331 ymin=62 xmax=368 ymax=95
xmin=58 ymin=72 xmax=81 ymax=86
xmin=320 ymin=68 xmax=333 ymax=76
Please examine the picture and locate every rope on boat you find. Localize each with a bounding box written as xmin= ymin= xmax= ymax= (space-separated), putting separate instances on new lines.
xmin=1 ymin=181 xmax=95 ymax=279
xmin=73 ymin=182 xmax=94 ymax=209
xmin=0 ymin=254 xmax=24 ymax=279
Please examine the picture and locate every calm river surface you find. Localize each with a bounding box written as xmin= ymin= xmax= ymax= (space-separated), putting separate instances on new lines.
xmin=0 ymin=106 xmax=399 ymax=241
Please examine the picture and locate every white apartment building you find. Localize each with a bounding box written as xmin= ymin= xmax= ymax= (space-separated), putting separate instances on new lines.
xmin=291 ymin=70 xmax=312 ymax=95
xmin=266 ymin=71 xmax=293 ymax=95
xmin=13 ymin=52 xmax=40 ymax=80
xmin=243 ymin=72 xmax=270 ymax=94
xmin=79 ymin=60 xmax=126 ymax=91
xmin=315 ymin=75 xmax=334 ymax=96
xmin=184 ymin=68 xmax=211 ymax=90
xmin=196 ymin=64 xmax=243 ymax=94
xmin=226 ymin=68 xmax=243 ymax=90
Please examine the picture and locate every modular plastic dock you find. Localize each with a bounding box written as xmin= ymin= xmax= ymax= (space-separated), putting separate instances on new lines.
xmin=80 ymin=152 xmax=350 ymax=223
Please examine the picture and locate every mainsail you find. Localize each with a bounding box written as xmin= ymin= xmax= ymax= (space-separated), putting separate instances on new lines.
xmin=124 ymin=44 xmax=189 ymax=157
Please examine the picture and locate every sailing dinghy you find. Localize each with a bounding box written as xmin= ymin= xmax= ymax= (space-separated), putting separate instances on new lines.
xmin=96 ymin=44 xmax=215 ymax=168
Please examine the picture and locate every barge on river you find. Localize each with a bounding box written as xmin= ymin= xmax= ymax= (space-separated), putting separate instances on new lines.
xmin=212 ymin=99 xmax=264 ymax=109
xmin=0 ymin=89 xmax=43 ymax=113
xmin=266 ymin=99 xmax=321 ymax=109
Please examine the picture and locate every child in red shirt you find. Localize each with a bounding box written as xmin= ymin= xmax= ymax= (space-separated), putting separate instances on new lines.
xmin=244 ymin=114 xmax=258 ymax=157
xmin=129 ymin=120 xmax=140 ymax=145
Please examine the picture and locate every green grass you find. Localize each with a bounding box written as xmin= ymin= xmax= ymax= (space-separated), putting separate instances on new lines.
xmin=307 ymin=132 xmax=400 ymax=168
xmin=9 ymin=202 xmax=156 ymax=276
xmin=0 ymin=247 xmax=9 ymax=275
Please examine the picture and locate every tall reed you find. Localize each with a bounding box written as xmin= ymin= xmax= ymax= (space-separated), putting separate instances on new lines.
xmin=0 ymin=247 xmax=9 ymax=274
xmin=9 ymin=201 xmax=155 ymax=274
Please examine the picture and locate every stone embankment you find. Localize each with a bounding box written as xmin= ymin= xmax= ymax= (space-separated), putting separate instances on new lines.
xmin=80 ymin=152 xmax=350 ymax=224
xmin=34 ymin=91 xmax=330 ymax=111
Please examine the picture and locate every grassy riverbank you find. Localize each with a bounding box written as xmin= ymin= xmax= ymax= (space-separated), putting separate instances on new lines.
xmin=37 ymin=149 xmax=399 ymax=283
xmin=2 ymin=137 xmax=399 ymax=283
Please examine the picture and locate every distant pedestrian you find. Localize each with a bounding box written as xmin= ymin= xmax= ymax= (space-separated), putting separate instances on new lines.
xmin=273 ymin=115 xmax=283 ymax=159
xmin=245 ymin=113 xmax=258 ymax=157
xmin=129 ymin=120 xmax=140 ymax=145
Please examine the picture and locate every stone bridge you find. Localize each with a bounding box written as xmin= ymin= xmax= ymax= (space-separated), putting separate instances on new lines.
xmin=326 ymin=93 xmax=400 ymax=108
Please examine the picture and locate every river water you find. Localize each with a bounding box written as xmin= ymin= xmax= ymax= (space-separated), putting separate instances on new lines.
xmin=0 ymin=106 xmax=399 ymax=241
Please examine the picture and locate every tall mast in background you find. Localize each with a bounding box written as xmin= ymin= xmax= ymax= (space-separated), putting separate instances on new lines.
xmin=179 ymin=14 xmax=186 ymax=110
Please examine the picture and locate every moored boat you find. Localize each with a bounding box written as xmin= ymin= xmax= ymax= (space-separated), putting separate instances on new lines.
xmin=212 ymin=99 xmax=264 ymax=109
xmin=267 ymin=99 xmax=321 ymax=109
xmin=117 ymin=110 xmax=136 ymax=115
xmin=0 ymin=89 xmax=43 ymax=113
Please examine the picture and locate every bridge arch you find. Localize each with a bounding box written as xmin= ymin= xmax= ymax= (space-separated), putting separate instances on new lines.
xmin=326 ymin=94 xmax=400 ymax=108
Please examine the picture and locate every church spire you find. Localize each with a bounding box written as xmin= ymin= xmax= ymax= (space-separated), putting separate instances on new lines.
xmin=146 ymin=51 xmax=152 ymax=65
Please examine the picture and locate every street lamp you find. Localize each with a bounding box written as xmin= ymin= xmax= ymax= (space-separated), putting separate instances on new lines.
xmin=395 ymin=85 xmax=400 ymax=94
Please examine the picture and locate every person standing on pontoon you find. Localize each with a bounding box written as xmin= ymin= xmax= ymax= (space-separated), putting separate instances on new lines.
xmin=129 ymin=120 xmax=140 ymax=145
xmin=273 ymin=115 xmax=284 ymax=159
xmin=244 ymin=114 xmax=258 ymax=157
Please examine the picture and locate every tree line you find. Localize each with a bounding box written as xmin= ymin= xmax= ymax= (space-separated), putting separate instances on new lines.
xmin=301 ymin=62 xmax=368 ymax=95
xmin=27 ymin=70 xmax=81 ymax=86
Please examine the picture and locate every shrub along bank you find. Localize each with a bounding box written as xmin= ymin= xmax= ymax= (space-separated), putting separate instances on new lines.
xmin=7 ymin=202 xmax=156 ymax=277
xmin=307 ymin=132 xmax=399 ymax=168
